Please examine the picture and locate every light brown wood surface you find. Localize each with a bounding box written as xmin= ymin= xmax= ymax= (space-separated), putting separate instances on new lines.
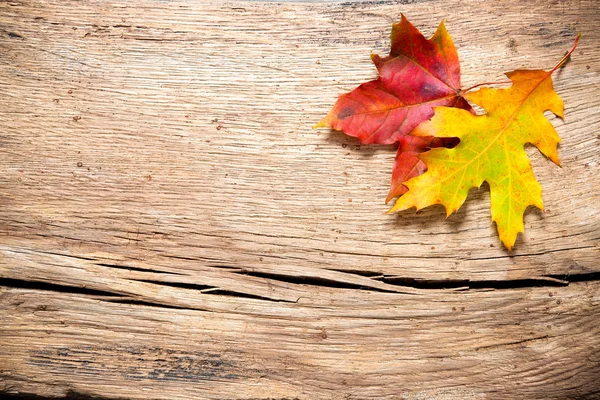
xmin=1 ymin=0 xmax=599 ymax=399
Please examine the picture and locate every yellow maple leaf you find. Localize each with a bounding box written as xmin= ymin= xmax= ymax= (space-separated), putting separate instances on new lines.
xmin=389 ymin=37 xmax=579 ymax=251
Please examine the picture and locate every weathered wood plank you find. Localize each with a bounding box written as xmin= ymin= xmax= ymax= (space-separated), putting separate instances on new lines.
xmin=0 ymin=0 xmax=599 ymax=398
xmin=0 ymin=0 xmax=598 ymax=282
xmin=1 ymin=283 xmax=599 ymax=399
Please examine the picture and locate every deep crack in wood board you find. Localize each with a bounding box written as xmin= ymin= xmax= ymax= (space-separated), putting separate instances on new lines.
xmin=0 ymin=0 xmax=599 ymax=399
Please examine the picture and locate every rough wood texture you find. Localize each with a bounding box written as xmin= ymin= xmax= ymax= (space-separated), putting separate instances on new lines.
xmin=0 ymin=0 xmax=599 ymax=399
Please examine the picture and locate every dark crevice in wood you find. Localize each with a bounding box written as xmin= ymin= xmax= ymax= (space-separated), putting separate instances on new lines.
xmin=377 ymin=276 xmax=567 ymax=289
xmin=547 ymin=271 xmax=600 ymax=282
xmin=378 ymin=276 xmax=469 ymax=290
xmin=234 ymin=270 xmax=600 ymax=292
xmin=232 ymin=269 xmax=600 ymax=292
xmin=327 ymin=268 xmax=384 ymax=278
xmin=95 ymin=263 xmax=183 ymax=275
xmin=131 ymin=279 xmax=216 ymax=291
xmin=131 ymin=279 xmax=296 ymax=303
xmin=208 ymin=264 xmax=244 ymax=270
xmin=378 ymin=272 xmax=600 ymax=290
xmin=0 ymin=278 xmax=121 ymax=297
xmin=474 ymin=335 xmax=550 ymax=350
xmin=0 ymin=390 xmax=121 ymax=400
xmin=3 ymin=272 xmax=599 ymax=311
xmin=234 ymin=270 xmax=394 ymax=292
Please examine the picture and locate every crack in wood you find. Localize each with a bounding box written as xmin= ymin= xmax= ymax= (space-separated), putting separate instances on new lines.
xmin=377 ymin=272 xmax=600 ymax=289
xmin=237 ymin=269 xmax=600 ymax=292
xmin=474 ymin=335 xmax=551 ymax=351
xmin=130 ymin=279 xmax=216 ymax=292
xmin=547 ymin=271 xmax=600 ymax=282
xmin=234 ymin=270 xmax=398 ymax=292
xmin=377 ymin=276 xmax=570 ymax=289
xmin=0 ymin=278 xmax=122 ymax=298
xmin=4 ymin=269 xmax=600 ymax=310
xmin=94 ymin=263 xmax=183 ymax=275
xmin=127 ymin=278 xmax=297 ymax=302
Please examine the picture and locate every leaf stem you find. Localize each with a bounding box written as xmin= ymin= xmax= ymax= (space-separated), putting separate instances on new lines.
xmin=462 ymin=35 xmax=581 ymax=94
xmin=551 ymin=34 xmax=581 ymax=73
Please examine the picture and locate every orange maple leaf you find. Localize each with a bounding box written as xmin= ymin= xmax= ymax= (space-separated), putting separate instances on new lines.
xmin=389 ymin=36 xmax=580 ymax=250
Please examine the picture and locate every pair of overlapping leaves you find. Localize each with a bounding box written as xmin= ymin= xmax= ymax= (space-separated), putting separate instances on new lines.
xmin=316 ymin=15 xmax=577 ymax=251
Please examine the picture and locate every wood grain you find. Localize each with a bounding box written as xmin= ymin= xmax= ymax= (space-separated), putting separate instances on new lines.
xmin=0 ymin=0 xmax=599 ymax=398
xmin=2 ymin=283 xmax=600 ymax=399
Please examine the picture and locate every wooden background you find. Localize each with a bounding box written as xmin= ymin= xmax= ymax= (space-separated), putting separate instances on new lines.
xmin=1 ymin=0 xmax=599 ymax=399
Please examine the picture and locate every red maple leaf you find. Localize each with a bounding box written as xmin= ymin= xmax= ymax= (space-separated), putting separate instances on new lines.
xmin=315 ymin=15 xmax=472 ymax=200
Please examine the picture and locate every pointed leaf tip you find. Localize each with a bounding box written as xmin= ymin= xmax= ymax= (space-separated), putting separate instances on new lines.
xmin=313 ymin=119 xmax=329 ymax=129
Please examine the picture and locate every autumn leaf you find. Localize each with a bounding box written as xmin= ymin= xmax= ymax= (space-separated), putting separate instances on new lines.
xmin=315 ymin=14 xmax=472 ymax=145
xmin=388 ymin=37 xmax=580 ymax=251
xmin=387 ymin=135 xmax=459 ymax=202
